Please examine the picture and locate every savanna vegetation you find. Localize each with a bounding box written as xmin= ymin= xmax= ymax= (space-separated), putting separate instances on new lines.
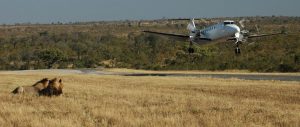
xmin=0 ymin=16 xmax=300 ymax=72
xmin=0 ymin=71 xmax=299 ymax=126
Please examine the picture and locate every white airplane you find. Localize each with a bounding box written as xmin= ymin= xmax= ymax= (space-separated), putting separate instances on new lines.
xmin=144 ymin=19 xmax=285 ymax=54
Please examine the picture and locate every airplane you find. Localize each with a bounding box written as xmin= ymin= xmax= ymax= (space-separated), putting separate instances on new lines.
xmin=143 ymin=19 xmax=285 ymax=54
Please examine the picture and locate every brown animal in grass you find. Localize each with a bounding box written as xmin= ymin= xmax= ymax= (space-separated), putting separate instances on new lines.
xmin=39 ymin=78 xmax=64 ymax=96
xmin=11 ymin=78 xmax=49 ymax=95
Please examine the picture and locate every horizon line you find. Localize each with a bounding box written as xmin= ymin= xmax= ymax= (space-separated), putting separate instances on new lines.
xmin=1 ymin=15 xmax=299 ymax=26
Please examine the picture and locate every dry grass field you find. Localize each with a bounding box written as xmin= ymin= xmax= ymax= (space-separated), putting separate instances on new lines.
xmin=0 ymin=71 xmax=299 ymax=127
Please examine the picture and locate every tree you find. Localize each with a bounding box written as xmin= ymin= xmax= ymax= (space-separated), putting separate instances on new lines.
xmin=37 ymin=49 xmax=65 ymax=69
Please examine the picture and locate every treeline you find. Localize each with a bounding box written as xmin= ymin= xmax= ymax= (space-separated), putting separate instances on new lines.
xmin=0 ymin=16 xmax=299 ymax=72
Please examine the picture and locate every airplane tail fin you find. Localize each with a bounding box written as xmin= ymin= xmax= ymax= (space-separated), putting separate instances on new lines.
xmin=187 ymin=18 xmax=196 ymax=32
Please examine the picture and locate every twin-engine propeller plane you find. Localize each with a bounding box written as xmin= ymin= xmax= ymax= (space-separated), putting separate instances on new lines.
xmin=143 ymin=19 xmax=285 ymax=54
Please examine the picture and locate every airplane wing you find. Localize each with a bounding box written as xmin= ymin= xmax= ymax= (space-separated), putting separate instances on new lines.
xmin=247 ymin=32 xmax=285 ymax=38
xmin=143 ymin=30 xmax=211 ymax=42
xmin=143 ymin=31 xmax=189 ymax=40
xmin=227 ymin=32 xmax=286 ymax=41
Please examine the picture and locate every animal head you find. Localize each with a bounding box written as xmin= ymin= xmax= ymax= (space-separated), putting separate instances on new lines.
xmin=39 ymin=78 xmax=64 ymax=96
xmin=40 ymin=78 xmax=50 ymax=87
xmin=33 ymin=78 xmax=50 ymax=90
xmin=49 ymin=78 xmax=64 ymax=96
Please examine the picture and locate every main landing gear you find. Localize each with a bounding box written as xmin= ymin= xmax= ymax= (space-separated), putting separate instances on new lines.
xmin=188 ymin=41 xmax=194 ymax=54
xmin=188 ymin=47 xmax=195 ymax=54
xmin=235 ymin=42 xmax=241 ymax=55
xmin=235 ymin=47 xmax=241 ymax=54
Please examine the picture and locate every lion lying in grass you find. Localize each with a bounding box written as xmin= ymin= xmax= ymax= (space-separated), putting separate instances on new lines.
xmin=39 ymin=78 xmax=64 ymax=96
xmin=12 ymin=78 xmax=63 ymax=96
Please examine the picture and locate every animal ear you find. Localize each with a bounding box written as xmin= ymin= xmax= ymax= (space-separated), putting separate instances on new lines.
xmin=59 ymin=79 xmax=62 ymax=83
xmin=51 ymin=78 xmax=57 ymax=82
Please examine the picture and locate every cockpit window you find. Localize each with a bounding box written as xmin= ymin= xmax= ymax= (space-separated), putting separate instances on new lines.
xmin=224 ymin=21 xmax=235 ymax=25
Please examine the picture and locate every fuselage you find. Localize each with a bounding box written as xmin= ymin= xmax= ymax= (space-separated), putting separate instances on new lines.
xmin=193 ymin=20 xmax=240 ymax=42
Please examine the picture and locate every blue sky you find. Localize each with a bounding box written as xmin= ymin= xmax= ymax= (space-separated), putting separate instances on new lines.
xmin=0 ymin=0 xmax=299 ymax=24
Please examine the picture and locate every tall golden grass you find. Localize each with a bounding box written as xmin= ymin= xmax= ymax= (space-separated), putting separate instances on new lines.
xmin=0 ymin=72 xmax=299 ymax=127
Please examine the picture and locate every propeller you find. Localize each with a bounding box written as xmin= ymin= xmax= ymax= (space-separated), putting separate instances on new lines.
xmin=239 ymin=19 xmax=250 ymax=35
xmin=234 ymin=19 xmax=249 ymax=54
xmin=237 ymin=19 xmax=251 ymax=43
xmin=237 ymin=20 xmax=262 ymax=49
xmin=187 ymin=18 xmax=196 ymax=32
xmin=187 ymin=18 xmax=197 ymax=54
xmin=239 ymin=19 xmax=246 ymax=29
xmin=255 ymin=24 xmax=260 ymax=34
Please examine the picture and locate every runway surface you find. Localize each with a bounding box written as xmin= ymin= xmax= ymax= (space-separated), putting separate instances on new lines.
xmin=1 ymin=69 xmax=299 ymax=82
xmin=123 ymin=73 xmax=300 ymax=82
xmin=78 ymin=69 xmax=300 ymax=82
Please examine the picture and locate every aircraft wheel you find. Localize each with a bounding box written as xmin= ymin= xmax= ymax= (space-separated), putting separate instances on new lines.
xmin=235 ymin=47 xmax=241 ymax=55
xmin=188 ymin=47 xmax=194 ymax=54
